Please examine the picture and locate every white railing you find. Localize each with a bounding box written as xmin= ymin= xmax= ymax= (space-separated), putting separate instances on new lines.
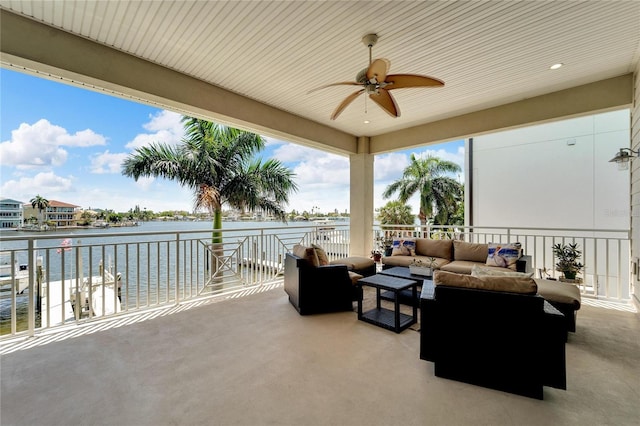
xmin=0 ymin=223 xmax=350 ymax=338
xmin=5 ymin=221 xmax=628 ymax=338
xmin=373 ymin=224 xmax=632 ymax=302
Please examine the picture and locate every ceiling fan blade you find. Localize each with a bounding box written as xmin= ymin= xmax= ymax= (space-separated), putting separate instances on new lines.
xmin=366 ymin=58 xmax=390 ymax=84
xmin=369 ymin=89 xmax=400 ymax=118
xmin=331 ymin=89 xmax=365 ymax=120
xmin=307 ymin=81 xmax=362 ymax=94
xmin=385 ymin=74 xmax=444 ymax=90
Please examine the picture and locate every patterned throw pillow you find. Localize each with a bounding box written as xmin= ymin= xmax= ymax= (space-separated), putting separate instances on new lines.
xmin=391 ymin=238 xmax=416 ymax=256
xmin=485 ymin=242 xmax=522 ymax=269
xmin=311 ymin=244 xmax=329 ymax=266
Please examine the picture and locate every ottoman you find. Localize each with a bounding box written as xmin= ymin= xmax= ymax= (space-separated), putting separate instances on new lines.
xmin=330 ymin=256 xmax=376 ymax=277
xmin=535 ymin=279 xmax=582 ymax=334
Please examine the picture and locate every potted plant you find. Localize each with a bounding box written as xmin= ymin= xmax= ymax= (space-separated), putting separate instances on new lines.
xmin=383 ymin=238 xmax=394 ymax=256
xmin=552 ymin=243 xmax=584 ymax=281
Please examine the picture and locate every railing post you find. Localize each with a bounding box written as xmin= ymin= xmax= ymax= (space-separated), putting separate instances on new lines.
xmin=175 ymin=233 xmax=180 ymax=305
xmin=27 ymin=238 xmax=35 ymax=337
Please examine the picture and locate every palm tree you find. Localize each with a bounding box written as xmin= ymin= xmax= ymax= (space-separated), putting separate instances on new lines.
xmin=382 ymin=154 xmax=461 ymax=226
xmin=376 ymin=201 xmax=415 ymax=227
xmin=122 ymin=117 xmax=298 ymax=243
xmin=30 ymin=195 xmax=49 ymax=229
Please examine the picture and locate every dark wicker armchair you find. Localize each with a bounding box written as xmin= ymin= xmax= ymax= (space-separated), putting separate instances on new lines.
xmin=284 ymin=252 xmax=361 ymax=315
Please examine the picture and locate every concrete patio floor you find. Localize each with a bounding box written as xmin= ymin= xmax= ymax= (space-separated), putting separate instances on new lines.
xmin=1 ymin=283 xmax=640 ymax=426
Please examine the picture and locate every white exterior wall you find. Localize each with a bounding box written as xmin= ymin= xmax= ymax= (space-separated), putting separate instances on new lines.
xmin=471 ymin=110 xmax=630 ymax=230
xmin=630 ymin=64 xmax=639 ymax=308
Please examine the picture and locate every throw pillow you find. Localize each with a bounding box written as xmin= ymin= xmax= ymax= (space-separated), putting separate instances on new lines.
xmin=485 ymin=242 xmax=522 ymax=269
xmin=471 ymin=264 xmax=533 ymax=278
xmin=311 ymin=243 xmax=329 ymax=266
xmin=391 ymin=237 xmax=416 ymax=256
xmin=292 ymin=244 xmax=320 ymax=267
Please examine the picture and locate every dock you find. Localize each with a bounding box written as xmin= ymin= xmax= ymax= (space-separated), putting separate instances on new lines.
xmin=40 ymin=274 xmax=121 ymax=327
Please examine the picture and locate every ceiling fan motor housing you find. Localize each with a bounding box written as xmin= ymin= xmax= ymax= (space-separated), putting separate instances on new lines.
xmin=356 ymin=68 xmax=369 ymax=83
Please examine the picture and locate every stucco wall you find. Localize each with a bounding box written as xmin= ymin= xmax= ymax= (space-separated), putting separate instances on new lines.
xmin=472 ymin=109 xmax=630 ymax=230
xmin=472 ymin=110 xmax=630 ymax=230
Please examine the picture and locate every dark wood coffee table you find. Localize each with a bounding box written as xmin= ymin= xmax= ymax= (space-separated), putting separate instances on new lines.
xmin=379 ymin=266 xmax=434 ymax=307
xmin=356 ymin=274 xmax=418 ymax=333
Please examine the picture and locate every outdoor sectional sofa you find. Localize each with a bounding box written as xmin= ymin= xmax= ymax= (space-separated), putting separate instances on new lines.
xmin=381 ymin=238 xmax=532 ymax=275
xmin=382 ymin=238 xmax=581 ymax=334
xmin=420 ymin=270 xmax=567 ymax=399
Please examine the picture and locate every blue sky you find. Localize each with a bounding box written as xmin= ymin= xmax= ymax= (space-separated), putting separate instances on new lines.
xmin=1 ymin=68 xmax=464 ymax=215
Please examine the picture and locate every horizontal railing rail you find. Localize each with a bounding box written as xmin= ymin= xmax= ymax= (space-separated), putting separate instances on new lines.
xmin=373 ymin=224 xmax=632 ymax=302
xmin=0 ymin=223 xmax=350 ymax=339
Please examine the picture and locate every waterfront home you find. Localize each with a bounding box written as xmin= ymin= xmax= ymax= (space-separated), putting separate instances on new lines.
xmin=0 ymin=199 xmax=24 ymax=229
xmin=22 ymin=200 xmax=80 ymax=228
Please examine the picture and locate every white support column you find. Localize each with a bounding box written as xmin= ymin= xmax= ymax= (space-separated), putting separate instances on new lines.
xmin=349 ymin=137 xmax=374 ymax=257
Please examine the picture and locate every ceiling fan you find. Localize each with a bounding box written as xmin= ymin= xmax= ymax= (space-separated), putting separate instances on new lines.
xmin=309 ymin=34 xmax=444 ymax=120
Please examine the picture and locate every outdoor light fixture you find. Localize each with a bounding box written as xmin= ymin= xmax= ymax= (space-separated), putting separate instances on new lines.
xmin=609 ymin=148 xmax=640 ymax=170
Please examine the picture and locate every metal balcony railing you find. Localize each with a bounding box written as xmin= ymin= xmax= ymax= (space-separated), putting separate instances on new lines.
xmin=0 ymin=223 xmax=350 ymax=338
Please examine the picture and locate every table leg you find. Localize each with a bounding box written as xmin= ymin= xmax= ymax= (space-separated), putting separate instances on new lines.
xmin=376 ymin=288 xmax=381 ymax=309
xmin=412 ymin=284 xmax=418 ymax=324
xmin=357 ymin=284 xmax=363 ymax=319
xmin=394 ymin=290 xmax=400 ymax=333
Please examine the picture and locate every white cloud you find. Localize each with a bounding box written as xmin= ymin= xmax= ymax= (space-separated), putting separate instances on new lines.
xmin=126 ymin=110 xmax=184 ymax=150
xmin=0 ymin=171 xmax=74 ymax=201
xmin=0 ymin=119 xmax=106 ymax=168
xmin=134 ymin=176 xmax=155 ymax=190
xmin=293 ymin=155 xmax=350 ymax=185
xmin=272 ymin=143 xmax=329 ymax=163
xmin=375 ymin=153 xmax=410 ymax=181
xmin=143 ymin=110 xmax=183 ymax=132
xmin=90 ymin=150 xmax=128 ymax=174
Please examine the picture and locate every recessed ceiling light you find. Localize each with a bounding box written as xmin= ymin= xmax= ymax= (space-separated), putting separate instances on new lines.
xmin=363 ymin=120 xmax=370 ymax=124
xmin=550 ymin=63 xmax=563 ymax=70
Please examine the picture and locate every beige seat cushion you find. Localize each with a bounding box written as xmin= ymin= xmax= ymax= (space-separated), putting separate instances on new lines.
xmin=534 ymin=279 xmax=581 ymax=309
xmin=348 ymin=271 xmax=363 ymax=285
xmin=330 ymin=256 xmax=374 ymax=270
xmin=434 ymin=270 xmax=538 ymax=294
xmin=381 ymin=255 xmax=415 ymax=268
xmin=439 ymin=260 xmax=479 ymax=275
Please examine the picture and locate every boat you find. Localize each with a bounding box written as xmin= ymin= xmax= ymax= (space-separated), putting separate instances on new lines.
xmin=0 ymin=252 xmax=29 ymax=297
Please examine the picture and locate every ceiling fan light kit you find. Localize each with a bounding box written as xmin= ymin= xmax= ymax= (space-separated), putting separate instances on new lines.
xmin=309 ymin=33 xmax=444 ymax=120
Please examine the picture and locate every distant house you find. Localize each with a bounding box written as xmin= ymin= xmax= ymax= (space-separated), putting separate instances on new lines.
xmin=0 ymin=199 xmax=25 ymax=228
xmin=23 ymin=200 xmax=80 ymax=227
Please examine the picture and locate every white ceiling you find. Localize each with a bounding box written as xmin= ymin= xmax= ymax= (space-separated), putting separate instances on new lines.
xmin=1 ymin=1 xmax=639 ymax=138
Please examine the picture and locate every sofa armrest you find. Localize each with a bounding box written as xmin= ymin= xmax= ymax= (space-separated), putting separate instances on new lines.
xmin=516 ymin=255 xmax=532 ymax=274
